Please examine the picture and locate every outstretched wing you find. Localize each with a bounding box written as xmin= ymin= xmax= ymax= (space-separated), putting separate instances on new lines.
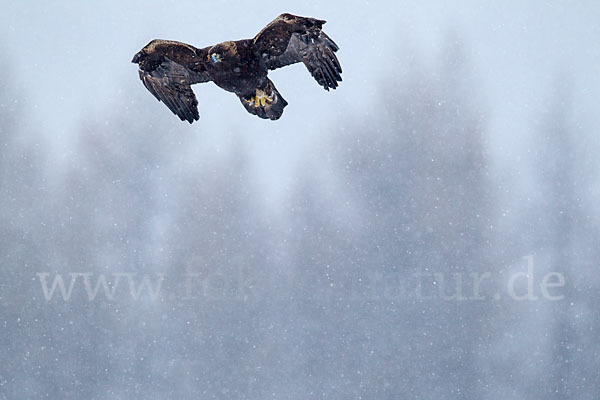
xmin=133 ymin=40 xmax=211 ymax=123
xmin=254 ymin=13 xmax=342 ymax=91
xmin=138 ymin=59 xmax=201 ymax=123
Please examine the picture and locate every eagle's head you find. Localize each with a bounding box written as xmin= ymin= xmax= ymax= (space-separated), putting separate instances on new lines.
xmin=208 ymin=41 xmax=238 ymax=65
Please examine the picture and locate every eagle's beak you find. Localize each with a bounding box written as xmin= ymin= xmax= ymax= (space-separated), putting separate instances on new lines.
xmin=210 ymin=53 xmax=222 ymax=63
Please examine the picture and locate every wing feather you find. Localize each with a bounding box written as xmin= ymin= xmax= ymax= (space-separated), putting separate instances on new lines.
xmin=133 ymin=40 xmax=212 ymax=123
xmin=254 ymin=14 xmax=342 ymax=91
xmin=139 ymin=59 xmax=200 ymax=123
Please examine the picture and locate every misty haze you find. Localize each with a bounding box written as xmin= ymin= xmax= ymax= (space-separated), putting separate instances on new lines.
xmin=1 ymin=1 xmax=599 ymax=399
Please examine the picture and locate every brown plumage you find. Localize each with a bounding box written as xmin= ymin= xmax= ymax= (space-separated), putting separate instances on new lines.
xmin=132 ymin=13 xmax=342 ymax=123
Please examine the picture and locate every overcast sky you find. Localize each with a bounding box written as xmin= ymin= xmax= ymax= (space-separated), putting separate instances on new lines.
xmin=3 ymin=3 xmax=600 ymax=398
xmin=2 ymin=1 xmax=599 ymax=196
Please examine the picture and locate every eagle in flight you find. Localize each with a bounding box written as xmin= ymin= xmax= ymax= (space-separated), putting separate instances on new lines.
xmin=132 ymin=13 xmax=342 ymax=123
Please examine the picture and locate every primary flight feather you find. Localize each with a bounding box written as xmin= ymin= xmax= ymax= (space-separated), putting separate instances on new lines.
xmin=132 ymin=13 xmax=342 ymax=123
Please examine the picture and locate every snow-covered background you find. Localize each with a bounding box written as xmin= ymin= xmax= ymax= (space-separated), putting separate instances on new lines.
xmin=1 ymin=1 xmax=599 ymax=398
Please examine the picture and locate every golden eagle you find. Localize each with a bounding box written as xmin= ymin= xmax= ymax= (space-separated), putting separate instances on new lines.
xmin=132 ymin=13 xmax=342 ymax=123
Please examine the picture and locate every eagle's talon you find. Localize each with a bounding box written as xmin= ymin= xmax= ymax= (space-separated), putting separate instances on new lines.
xmin=246 ymin=89 xmax=275 ymax=108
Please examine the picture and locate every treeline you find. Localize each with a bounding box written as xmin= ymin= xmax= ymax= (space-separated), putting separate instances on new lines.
xmin=0 ymin=40 xmax=597 ymax=399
